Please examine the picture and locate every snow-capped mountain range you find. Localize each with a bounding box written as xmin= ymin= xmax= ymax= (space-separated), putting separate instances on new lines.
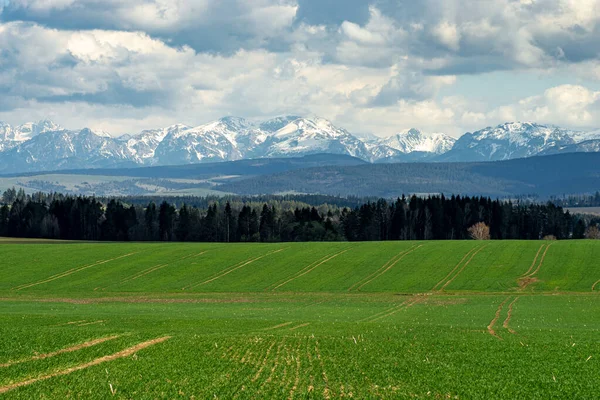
xmin=0 ymin=117 xmax=598 ymax=174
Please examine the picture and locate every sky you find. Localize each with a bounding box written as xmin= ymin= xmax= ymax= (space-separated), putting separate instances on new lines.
xmin=1 ymin=0 xmax=600 ymax=137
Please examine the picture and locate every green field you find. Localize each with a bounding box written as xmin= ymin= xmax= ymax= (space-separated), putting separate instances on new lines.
xmin=1 ymin=240 xmax=599 ymax=398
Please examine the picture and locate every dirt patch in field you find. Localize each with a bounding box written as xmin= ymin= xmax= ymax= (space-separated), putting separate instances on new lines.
xmin=0 ymin=336 xmax=171 ymax=394
xmin=517 ymin=243 xmax=553 ymax=290
xmin=517 ymin=277 xmax=539 ymax=290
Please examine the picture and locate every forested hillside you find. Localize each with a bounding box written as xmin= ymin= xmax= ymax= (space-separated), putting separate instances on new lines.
xmin=219 ymin=153 xmax=600 ymax=197
xmin=3 ymin=153 xmax=599 ymax=199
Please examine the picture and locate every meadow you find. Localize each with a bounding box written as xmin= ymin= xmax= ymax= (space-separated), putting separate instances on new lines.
xmin=0 ymin=240 xmax=599 ymax=398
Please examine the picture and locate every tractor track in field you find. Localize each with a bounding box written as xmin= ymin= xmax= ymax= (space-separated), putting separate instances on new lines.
xmin=359 ymin=299 xmax=413 ymax=323
xmin=502 ymin=296 xmax=520 ymax=335
xmin=270 ymin=250 xmax=348 ymax=291
xmin=431 ymin=247 xmax=478 ymax=291
xmin=289 ymin=323 xmax=311 ymax=331
xmin=361 ymin=296 xmax=422 ymax=323
xmin=487 ymin=296 xmax=511 ymax=339
xmin=263 ymin=322 xmax=293 ymax=331
xmin=439 ymin=245 xmax=488 ymax=291
xmin=11 ymin=252 xmax=139 ymax=291
xmin=0 ymin=336 xmax=171 ymax=395
xmin=518 ymin=243 xmax=553 ymax=290
xmin=119 ymin=251 xmax=208 ymax=285
xmin=593 ymin=279 xmax=600 ymax=291
xmin=75 ymin=320 xmax=105 ymax=326
xmin=183 ymin=249 xmax=285 ymax=290
xmin=54 ymin=320 xmax=87 ymax=326
xmin=264 ymin=252 xmax=336 ymax=291
xmin=347 ymin=247 xmax=414 ymax=292
xmin=0 ymin=335 xmax=121 ymax=368
xmin=120 ymin=264 xmax=167 ymax=283
xmin=526 ymin=243 xmax=553 ymax=277
xmin=349 ymin=245 xmax=422 ymax=292
xmin=520 ymin=244 xmax=545 ymax=277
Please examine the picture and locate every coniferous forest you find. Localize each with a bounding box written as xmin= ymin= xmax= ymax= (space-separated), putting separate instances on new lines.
xmin=0 ymin=188 xmax=598 ymax=242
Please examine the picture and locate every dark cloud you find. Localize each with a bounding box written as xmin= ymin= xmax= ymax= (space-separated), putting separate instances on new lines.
xmin=370 ymin=72 xmax=434 ymax=107
xmin=0 ymin=1 xmax=296 ymax=54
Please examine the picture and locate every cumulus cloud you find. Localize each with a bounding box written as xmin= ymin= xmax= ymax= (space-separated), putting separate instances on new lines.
xmin=510 ymin=84 xmax=600 ymax=127
xmin=1 ymin=0 xmax=600 ymax=137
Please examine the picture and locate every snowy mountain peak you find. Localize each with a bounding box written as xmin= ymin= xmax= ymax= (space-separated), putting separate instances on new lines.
xmin=0 ymin=117 xmax=599 ymax=174
xmin=378 ymin=128 xmax=456 ymax=155
xmin=259 ymin=115 xmax=301 ymax=132
xmin=0 ymin=119 xmax=63 ymax=151
xmin=217 ymin=116 xmax=253 ymax=130
xmin=440 ymin=121 xmax=579 ymax=161
xmin=273 ymin=117 xmax=349 ymax=139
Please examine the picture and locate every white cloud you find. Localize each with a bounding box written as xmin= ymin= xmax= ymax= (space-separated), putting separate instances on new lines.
xmin=1 ymin=1 xmax=600 ymax=139
xmin=432 ymin=21 xmax=461 ymax=51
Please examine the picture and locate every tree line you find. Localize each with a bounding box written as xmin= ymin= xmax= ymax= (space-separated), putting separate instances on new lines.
xmin=0 ymin=190 xmax=598 ymax=242
xmin=550 ymin=192 xmax=600 ymax=208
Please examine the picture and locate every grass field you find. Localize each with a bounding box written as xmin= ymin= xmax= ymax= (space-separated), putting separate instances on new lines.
xmin=1 ymin=240 xmax=599 ymax=398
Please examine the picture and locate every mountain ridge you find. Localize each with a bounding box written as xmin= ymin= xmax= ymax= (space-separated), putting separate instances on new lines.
xmin=0 ymin=117 xmax=598 ymax=174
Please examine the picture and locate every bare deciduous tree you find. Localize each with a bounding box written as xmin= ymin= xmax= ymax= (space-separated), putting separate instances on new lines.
xmin=585 ymin=226 xmax=600 ymax=239
xmin=468 ymin=222 xmax=491 ymax=240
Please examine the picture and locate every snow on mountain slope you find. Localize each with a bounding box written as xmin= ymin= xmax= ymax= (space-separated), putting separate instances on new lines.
xmin=0 ymin=128 xmax=134 ymax=173
xmin=439 ymin=122 xmax=577 ymax=162
xmin=263 ymin=117 xmax=372 ymax=160
xmin=571 ymin=129 xmax=600 ymax=143
xmin=0 ymin=120 xmax=62 ymax=151
xmin=381 ymin=129 xmax=455 ymax=154
xmin=1 ymin=117 xmax=600 ymax=174
xmin=125 ymin=124 xmax=190 ymax=164
xmin=541 ymin=139 xmax=600 ymax=155
xmin=152 ymin=121 xmax=244 ymax=165
xmin=259 ymin=115 xmax=301 ymax=132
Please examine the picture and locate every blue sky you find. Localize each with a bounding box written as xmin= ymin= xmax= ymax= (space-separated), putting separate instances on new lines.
xmin=1 ymin=0 xmax=600 ymax=137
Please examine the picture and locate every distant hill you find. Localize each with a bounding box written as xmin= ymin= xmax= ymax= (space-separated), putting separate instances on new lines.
xmin=3 ymin=152 xmax=599 ymax=199
xmin=4 ymin=153 xmax=366 ymax=179
xmin=218 ymin=153 xmax=600 ymax=198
